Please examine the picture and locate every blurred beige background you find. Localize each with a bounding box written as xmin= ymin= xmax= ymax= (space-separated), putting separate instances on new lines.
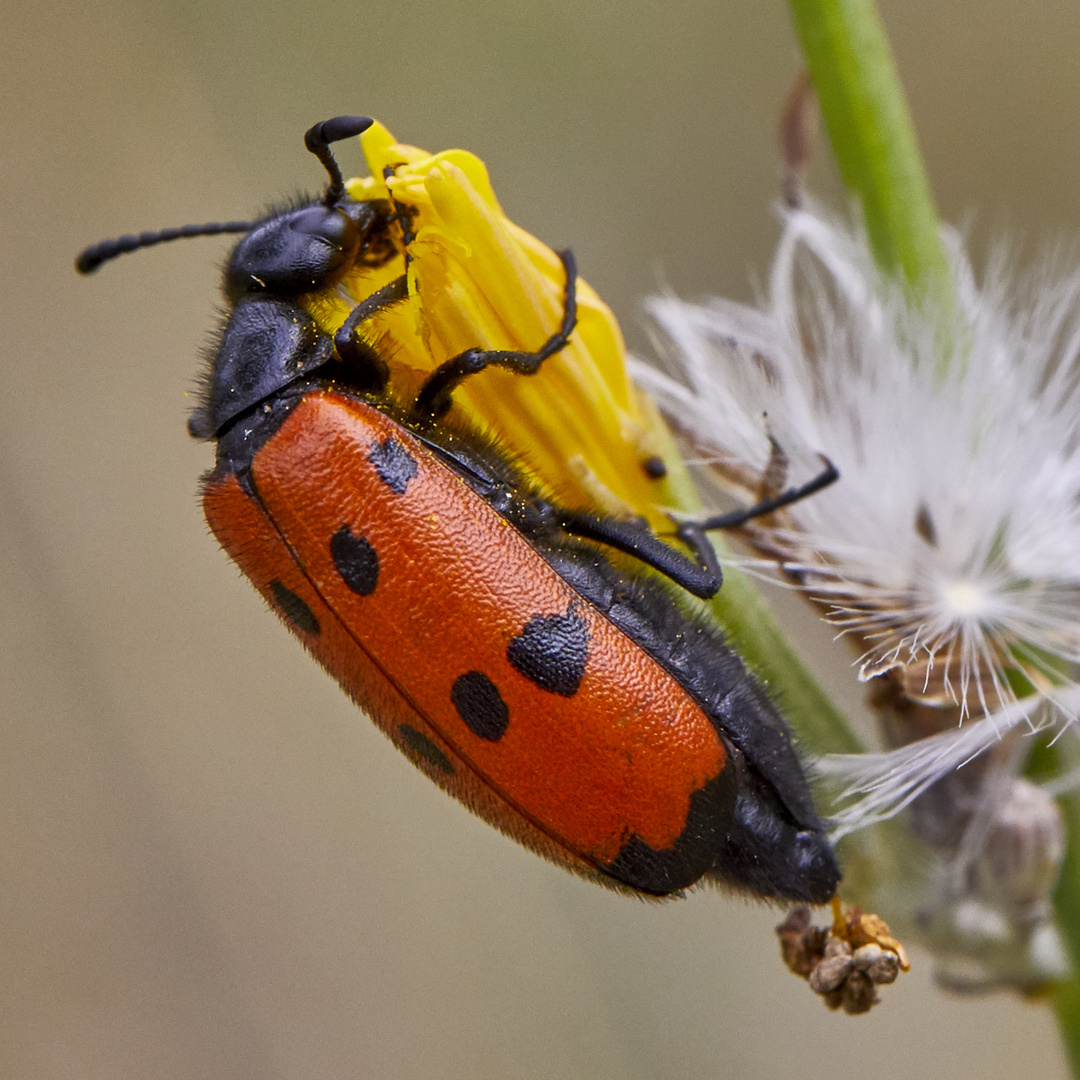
xmin=3 ymin=1 xmax=1078 ymax=1077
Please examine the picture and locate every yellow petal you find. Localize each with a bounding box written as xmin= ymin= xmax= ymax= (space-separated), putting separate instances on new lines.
xmin=311 ymin=120 xmax=673 ymax=528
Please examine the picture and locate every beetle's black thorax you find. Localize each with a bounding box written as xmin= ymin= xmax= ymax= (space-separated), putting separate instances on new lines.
xmin=189 ymin=196 xmax=398 ymax=442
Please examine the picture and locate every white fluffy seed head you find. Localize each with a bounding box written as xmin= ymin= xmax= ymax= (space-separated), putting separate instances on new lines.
xmin=633 ymin=203 xmax=1080 ymax=830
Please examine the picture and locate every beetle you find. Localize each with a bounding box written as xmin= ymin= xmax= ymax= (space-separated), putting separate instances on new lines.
xmin=77 ymin=115 xmax=840 ymax=902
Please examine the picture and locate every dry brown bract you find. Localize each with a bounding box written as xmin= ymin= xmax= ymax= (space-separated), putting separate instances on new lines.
xmin=778 ymin=900 xmax=910 ymax=1014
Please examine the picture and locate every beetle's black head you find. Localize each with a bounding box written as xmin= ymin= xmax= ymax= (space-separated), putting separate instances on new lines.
xmin=221 ymin=115 xmax=380 ymax=302
xmin=223 ymin=197 xmax=384 ymax=302
xmin=76 ymin=116 xmax=408 ymax=444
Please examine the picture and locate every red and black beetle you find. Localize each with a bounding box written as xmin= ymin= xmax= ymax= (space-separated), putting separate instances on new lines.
xmin=77 ymin=115 xmax=840 ymax=903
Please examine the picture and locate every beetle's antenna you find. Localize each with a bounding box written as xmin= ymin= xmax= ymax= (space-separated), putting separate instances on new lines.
xmin=77 ymin=114 xmax=374 ymax=275
xmin=304 ymin=115 xmax=374 ymax=205
xmin=76 ymin=221 xmax=254 ymax=275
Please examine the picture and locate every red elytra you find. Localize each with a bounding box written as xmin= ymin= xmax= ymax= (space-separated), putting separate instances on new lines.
xmin=77 ymin=115 xmax=840 ymax=902
xmin=206 ymin=391 xmax=725 ymax=868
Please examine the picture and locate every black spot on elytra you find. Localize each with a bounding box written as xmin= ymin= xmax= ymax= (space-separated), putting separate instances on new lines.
xmin=369 ymin=437 xmax=418 ymax=495
xmin=269 ymin=580 xmax=320 ymax=635
xmin=331 ymin=525 xmax=379 ymax=595
xmin=452 ymin=671 xmax=510 ymax=741
xmin=507 ymin=607 xmax=589 ymax=697
xmin=398 ymin=724 xmax=456 ymax=775
xmin=604 ymin=764 xmax=736 ymax=895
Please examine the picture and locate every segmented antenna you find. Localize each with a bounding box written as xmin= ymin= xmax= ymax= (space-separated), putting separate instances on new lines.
xmin=304 ymin=114 xmax=373 ymax=204
xmin=75 ymin=114 xmax=374 ymax=274
xmin=76 ymin=220 xmax=253 ymax=274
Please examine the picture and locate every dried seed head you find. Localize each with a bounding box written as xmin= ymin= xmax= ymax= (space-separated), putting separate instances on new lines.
xmin=777 ymin=902 xmax=909 ymax=1013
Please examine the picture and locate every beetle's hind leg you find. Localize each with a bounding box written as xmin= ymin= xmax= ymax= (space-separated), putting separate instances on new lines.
xmin=564 ymin=456 xmax=838 ymax=599
xmin=674 ymin=457 xmax=839 ymax=581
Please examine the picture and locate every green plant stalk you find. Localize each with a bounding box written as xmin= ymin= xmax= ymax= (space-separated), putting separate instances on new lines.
xmin=1021 ymin=740 xmax=1080 ymax=1067
xmin=1054 ymin=783 xmax=1080 ymax=1074
xmin=788 ymin=0 xmax=949 ymax=294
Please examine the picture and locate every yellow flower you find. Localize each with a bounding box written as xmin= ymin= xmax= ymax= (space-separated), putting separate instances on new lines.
xmin=306 ymin=120 xmax=673 ymax=528
xmin=304 ymin=122 xmax=856 ymax=797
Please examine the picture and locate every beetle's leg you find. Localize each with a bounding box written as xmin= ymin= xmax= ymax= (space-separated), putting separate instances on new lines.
xmin=558 ymin=511 xmax=720 ymax=599
xmin=674 ymin=458 xmax=839 ymax=577
xmin=334 ymin=274 xmax=410 ymax=393
xmin=414 ymin=251 xmax=578 ymax=419
xmin=561 ymin=458 xmax=837 ymax=599
xmin=382 ymin=165 xmax=419 ymax=258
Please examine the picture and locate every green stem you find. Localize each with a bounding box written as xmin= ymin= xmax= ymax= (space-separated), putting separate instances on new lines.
xmin=1026 ymin=738 xmax=1080 ymax=1068
xmin=787 ymin=0 xmax=949 ymax=295
xmin=1054 ymin=788 xmax=1080 ymax=1071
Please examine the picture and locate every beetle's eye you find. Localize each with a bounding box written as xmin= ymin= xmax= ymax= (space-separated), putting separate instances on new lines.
xmin=289 ymin=205 xmax=351 ymax=244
